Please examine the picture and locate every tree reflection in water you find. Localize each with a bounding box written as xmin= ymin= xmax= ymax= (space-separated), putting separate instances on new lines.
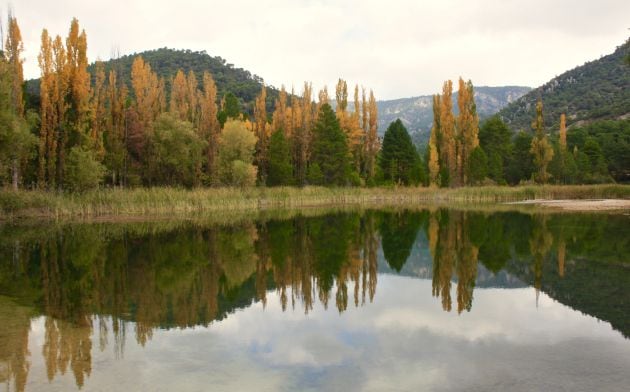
xmin=0 ymin=208 xmax=628 ymax=390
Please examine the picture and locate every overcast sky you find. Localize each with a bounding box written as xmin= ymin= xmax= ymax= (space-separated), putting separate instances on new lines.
xmin=10 ymin=0 xmax=630 ymax=100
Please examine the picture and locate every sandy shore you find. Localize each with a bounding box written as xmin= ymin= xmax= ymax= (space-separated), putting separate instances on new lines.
xmin=509 ymin=199 xmax=630 ymax=211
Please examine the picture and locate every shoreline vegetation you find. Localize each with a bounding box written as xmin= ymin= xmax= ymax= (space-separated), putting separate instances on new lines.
xmin=1 ymin=184 xmax=629 ymax=220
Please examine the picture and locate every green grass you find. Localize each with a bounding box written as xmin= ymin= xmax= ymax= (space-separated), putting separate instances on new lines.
xmin=1 ymin=184 xmax=629 ymax=219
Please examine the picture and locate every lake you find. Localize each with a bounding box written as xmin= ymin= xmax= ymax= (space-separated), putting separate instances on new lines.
xmin=1 ymin=208 xmax=629 ymax=391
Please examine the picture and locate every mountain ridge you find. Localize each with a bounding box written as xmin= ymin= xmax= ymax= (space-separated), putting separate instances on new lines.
xmin=498 ymin=40 xmax=630 ymax=131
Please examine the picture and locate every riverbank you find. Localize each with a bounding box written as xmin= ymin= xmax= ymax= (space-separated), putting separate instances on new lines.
xmin=509 ymin=198 xmax=630 ymax=211
xmin=1 ymin=184 xmax=629 ymax=219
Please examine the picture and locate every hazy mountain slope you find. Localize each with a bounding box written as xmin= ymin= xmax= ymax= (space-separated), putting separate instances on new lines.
xmin=377 ymin=86 xmax=531 ymax=145
xmin=498 ymin=40 xmax=630 ymax=131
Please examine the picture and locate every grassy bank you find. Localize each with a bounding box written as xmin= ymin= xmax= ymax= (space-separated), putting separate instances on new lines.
xmin=1 ymin=184 xmax=629 ymax=219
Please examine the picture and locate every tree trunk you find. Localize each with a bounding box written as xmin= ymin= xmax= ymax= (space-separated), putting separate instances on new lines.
xmin=12 ymin=158 xmax=19 ymax=191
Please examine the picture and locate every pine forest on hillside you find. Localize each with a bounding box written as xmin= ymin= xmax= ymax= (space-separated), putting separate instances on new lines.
xmin=499 ymin=40 xmax=630 ymax=130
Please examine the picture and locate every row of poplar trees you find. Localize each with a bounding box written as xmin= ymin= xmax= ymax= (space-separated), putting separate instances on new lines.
xmin=254 ymin=79 xmax=380 ymax=187
xmin=425 ymin=79 xmax=567 ymax=187
xmin=1 ymin=16 xmax=382 ymax=190
xmin=427 ymin=78 xmax=483 ymax=187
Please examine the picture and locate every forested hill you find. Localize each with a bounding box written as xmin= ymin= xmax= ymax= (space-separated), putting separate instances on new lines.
xmin=26 ymin=47 xmax=278 ymax=113
xmin=377 ymin=86 xmax=531 ymax=145
xmin=498 ymin=40 xmax=630 ymax=131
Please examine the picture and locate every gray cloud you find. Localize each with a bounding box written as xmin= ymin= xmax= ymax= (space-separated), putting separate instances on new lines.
xmin=10 ymin=0 xmax=630 ymax=99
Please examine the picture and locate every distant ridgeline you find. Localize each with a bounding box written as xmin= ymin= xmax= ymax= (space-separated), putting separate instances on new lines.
xmin=25 ymin=47 xmax=280 ymax=114
xmin=376 ymin=86 xmax=532 ymax=145
xmin=498 ymin=40 xmax=630 ymax=131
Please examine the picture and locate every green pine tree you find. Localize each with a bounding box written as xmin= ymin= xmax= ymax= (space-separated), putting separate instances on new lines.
xmin=309 ymin=104 xmax=349 ymax=186
xmin=379 ymin=119 xmax=419 ymax=185
xmin=479 ymin=115 xmax=511 ymax=183
xmin=506 ymin=131 xmax=534 ymax=184
xmin=267 ymin=129 xmax=293 ymax=186
xmin=467 ymin=146 xmax=488 ymax=185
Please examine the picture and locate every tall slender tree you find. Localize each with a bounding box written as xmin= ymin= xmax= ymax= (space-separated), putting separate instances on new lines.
xmin=456 ymin=78 xmax=480 ymax=185
xmin=348 ymin=84 xmax=365 ymax=173
xmin=0 ymin=46 xmax=35 ymax=190
xmin=380 ymin=119 xmax=419 ymax=185
xmin=559 ymin=113 xmax=567 ymax=150
xmin=365 ymin=90 xmax=379 ymax=181
xmin=38 ymin=29 xmax=56 ymax=187
xmin=186 ymin=70 xmax=198 ymax=125
xmin=294 ymin=82 xmax=313 ymax=185
xmin=428 ymin=131 xmax=440 ymax=186
xmin=429 ymin=94 xmax=442 ymax=186
xmin=4 ymin=12 xmax=24 ymax=117
xmin=65 ymin=18 xmax=91 ymax=146
xmin=198 ymin=71 xmax=220 ymax=182
xmin=104 ymin=69 xmax=128 ymax=186
xmin=530 ymin=99 xmax=554 ymax=183
xmin=51 ymin=34 xmax=68 ymax=186
xmin=289 ymin=88 xmax=304 ymax=180
xmin=131 ymin=56 xmax=161 ymax=131
xmin=253 ymin=85 xmax=269 ymax=182
xmin=335 ymin=79 xmax=348 ymax=118
xmin=439 ymin=80 xmax=456 ymax=186
xmin=170 ymin=69 xmax=189 ymax=121
xmin=272 ymin=85 xmax=288 ymax=137
xmin=309 ymin=103 xmax=349 ymax=185
xmin=90 ymin=61 xmax=107 ymax=159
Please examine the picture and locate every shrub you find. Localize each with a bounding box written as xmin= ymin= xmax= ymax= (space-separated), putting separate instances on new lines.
xmin=231 ymin=160 xmax=257 ymax=188
xmin=65 ymin=147 xmax=106 ymax=192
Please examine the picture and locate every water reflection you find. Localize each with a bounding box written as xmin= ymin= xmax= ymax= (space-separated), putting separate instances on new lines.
xmin=0 ymin=209 xmax=629 ymax=391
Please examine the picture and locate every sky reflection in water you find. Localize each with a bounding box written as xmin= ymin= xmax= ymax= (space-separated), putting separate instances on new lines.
xmin=1 ymin=209 xmax=629 ymax=391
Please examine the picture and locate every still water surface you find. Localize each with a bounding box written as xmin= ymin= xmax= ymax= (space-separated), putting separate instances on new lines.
xmin=1 ymin=209 xmax=629 ymax=391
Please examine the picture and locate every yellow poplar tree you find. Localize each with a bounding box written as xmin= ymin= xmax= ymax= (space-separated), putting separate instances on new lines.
xmin=272 ymin=85 xmax=288 ymax=136
xmin=51 ymin=34 xmax=69 ymax=185
xmin=131 ymin=56 xmax=161 ymax=130
xmin=361 ymin=88 xmax=368 ymax=134
xmin=365 ymin=90 xmax=379 ymax=180
xmin=90 ymin=61 xmax=107 ymax=159
xmin=5 ymin=12 xmax=24 ymax=116
xmin=335 ymin=78 xmax=348 ymax=129
xmin=105 ymin=69 xmax=128 ymax=186
xmin=37 ymin=29 xmax=56 ymax=187
xmin=198 ymin=71 xmax=220 ymax=182
xmin=559 ymin=113 xmax=567 ymax=150
xmin=315 ymin=86 xmax=329 ymax=114
xmin=65 ymin=18 xmax=91 ymax=139
xmin=157 ymin=77 xmax=167 ymax=114
xmin=429 ymin=94 xmax=442 ymax=186
xmin=253 ymin=85 xmax=269 ymax=181
xmin=290 ymin=89 xmax=303 ymax=174
xmin=439 ymin=80 xmax=456 ymax=186
xmin=428 ymin=133 xmax=440 ymax=187
xmin=295 ymin=82 xmax=313 ymax=185
xmin=170 ymin=69 xmax=189 ymax=121
xmin=456 ymin=78 xmax=479 ymax=185
xmin=348 ymin=84 xmax=365 ymax=172
xmin=186 ymin=70 xmax=198 ymax=125
xmin=530 ymin=99 xmax=554 ymax=183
